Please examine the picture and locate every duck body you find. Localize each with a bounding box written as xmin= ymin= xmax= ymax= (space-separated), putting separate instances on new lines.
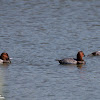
xmin=57 ymin=58 xmax=77 ymax=64
xmin=88 ymin=51 xmax=100 ymax=56
xmin=0 ymin=59 xmax=3 ymax=64
xmin=56 ymin=51 xmax=85 ymax=65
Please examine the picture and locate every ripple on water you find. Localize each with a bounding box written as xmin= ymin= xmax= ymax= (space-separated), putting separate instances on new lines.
xmin=1 ymin=0 xmax=100 ymax=100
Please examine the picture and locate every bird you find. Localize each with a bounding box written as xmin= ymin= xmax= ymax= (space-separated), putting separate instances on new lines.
xmin=0 ymin=52 xmax=11 ymax=64
xmin=56 ymin=51 xmax=85 ymax=64
xmin=88 ymin=51 xmax=100 ymax=56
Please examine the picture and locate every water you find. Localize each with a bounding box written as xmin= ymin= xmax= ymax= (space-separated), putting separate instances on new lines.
xmin=0 ymin=0 xmax=100 ymax=100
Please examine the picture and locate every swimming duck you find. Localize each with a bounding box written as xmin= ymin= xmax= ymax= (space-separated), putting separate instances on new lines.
xmin=56 ymin=51 xmax=85 ymax=64
xmin=0 ymin=52 xmax=11 ymax=63
xmin=88 ymin=51 xmax=100 ymax=56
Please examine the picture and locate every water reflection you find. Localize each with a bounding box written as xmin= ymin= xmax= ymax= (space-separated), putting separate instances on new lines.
xmin=0 ymin=65 xmax=8 ymax=99
xmin=0 ymin=64 xmax=10 ymax=68
xmin=77 ymin=64 xmax=84 ymax=69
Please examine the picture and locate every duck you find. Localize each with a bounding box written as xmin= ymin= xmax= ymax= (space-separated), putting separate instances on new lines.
xmin=56 ymin=51 xmax=85 ymax=64
xmin=88 ymin=51 xmax=100 ymax=56
xmin=0 ymin=52 xmax=11 ymax=64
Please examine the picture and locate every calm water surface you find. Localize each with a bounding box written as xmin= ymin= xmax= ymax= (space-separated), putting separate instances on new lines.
xmin=0 ymin=0 xmax=100 ymax=100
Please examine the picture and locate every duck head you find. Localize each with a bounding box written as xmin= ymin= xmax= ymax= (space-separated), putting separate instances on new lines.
xmin=77 ymin=51 xmax=85 ymax=61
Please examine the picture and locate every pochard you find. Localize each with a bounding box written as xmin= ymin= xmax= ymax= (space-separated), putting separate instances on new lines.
xmin=0 ymin=52 xmax=11 ymax=64
xmin=56 ymin=51 xmax=85 ymax=64
xmin=88 ymin=51 xmax=100 ymax=56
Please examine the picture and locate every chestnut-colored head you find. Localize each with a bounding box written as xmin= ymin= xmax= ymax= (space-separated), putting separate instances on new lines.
xmin=0 ymin=52 xmax=10 ymax=61
xmin=77 ymin=51 xmax=85 ymax=61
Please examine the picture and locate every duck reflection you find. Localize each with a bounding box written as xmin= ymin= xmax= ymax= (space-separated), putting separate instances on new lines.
xmin=0 ymin=67 xmax=7 ymax=99
xmin=77 ymin=64 xmax=84 ymax=69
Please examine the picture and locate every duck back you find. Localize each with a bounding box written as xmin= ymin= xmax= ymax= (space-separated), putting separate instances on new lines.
xmin=57 ymin=58 xmax=77 ymax=64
